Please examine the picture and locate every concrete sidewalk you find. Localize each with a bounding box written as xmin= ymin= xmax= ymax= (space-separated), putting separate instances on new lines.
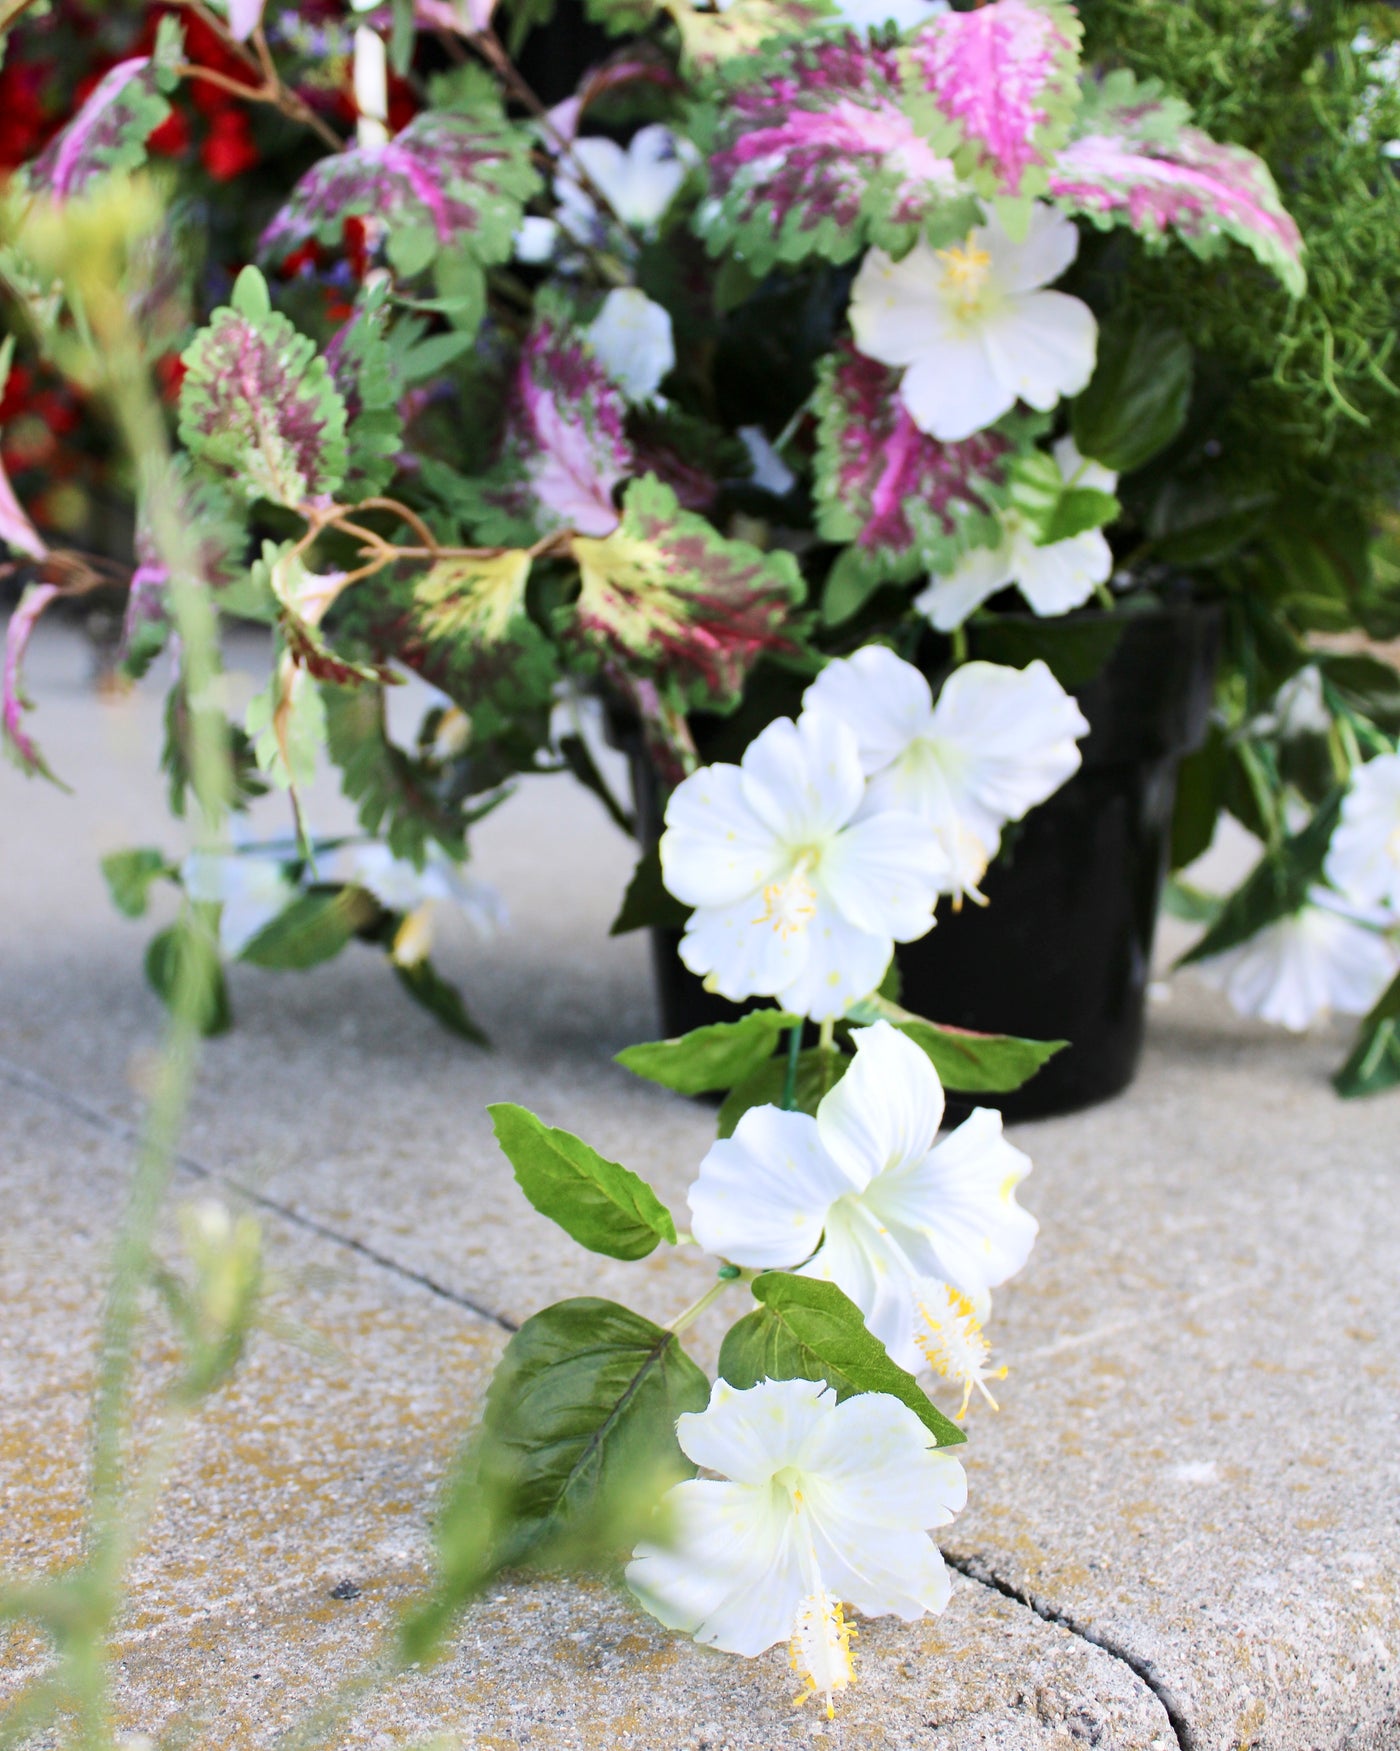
xmin=2 ymin=623 xmax=1397 ymax=1751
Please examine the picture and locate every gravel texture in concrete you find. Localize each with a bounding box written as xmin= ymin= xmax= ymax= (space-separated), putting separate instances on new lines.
xmin=2 ymin=624 xmax=1397 ymax=1750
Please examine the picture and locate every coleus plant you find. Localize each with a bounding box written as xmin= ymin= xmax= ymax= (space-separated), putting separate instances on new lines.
xmin=0 ymin=0 xmax=1396 ymax=1088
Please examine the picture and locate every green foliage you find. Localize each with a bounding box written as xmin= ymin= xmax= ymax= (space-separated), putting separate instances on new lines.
xmin=238 ymin=888 xmax=378 ymax=970
xmin=716 ymin=1045 xmax=846 ymax=1136
xmin=101 ymin=848 xmax=171 ymax=918
xmin=1071 ymin=320 xmax=1194 ymax=474
xmin=1334 ymin=970 xmax=1400 ymax=1098
xmin=393 ymin=957 xmax=488 ymax=1045
xmin=145 ymin=919 xmax=231 ymax=1037
xmin=844 ymin=994 xmax=1066 ymax=1093
xmin=718 ymin=1272 xmax=965 ymax=1447
xmin=322 ymin=683 xmax=466 ymax=866
xmin=489 ymin=1104 xmax=678 ymax=1260
xmin=615 ymin=1010 xmax=799 ymax=1095
xmin=331 ymin=284 xmax=404 ymax=498
xmin=609 ymin=844 xmax=691 ymax=935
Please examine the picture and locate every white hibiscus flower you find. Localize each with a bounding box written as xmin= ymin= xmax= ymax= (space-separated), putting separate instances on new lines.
xmin=181 ymin=850 xmax=297 ymax=958
xmin=1325 ymin=750 xmax=1400 ymax=914
xmin=915 ymin=438 xmax=1118 ymax=631
xmin=1195 ymin=887 xmax=1399 ymax=1032
xmin=660 ymin=711 xmax=948 ymax=1021
xmin=586 ymin=287 xmax=675 ymax=403
xmin=687 ymin=1021 xmax=1037 ymax=1371
xmin=333 ymin=843 xmax=506 ymax=967
xmin=626 ymin=1377 xmax=966 ymax=1716
xmin=848 ymin=203 xmax=1097 ymax=443
xmin=804 ymin=645 xmax=1088 ymax=902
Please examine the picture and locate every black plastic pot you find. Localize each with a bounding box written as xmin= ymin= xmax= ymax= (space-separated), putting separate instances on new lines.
xmin=628 ymin=600 xmax=1222 ymax=1121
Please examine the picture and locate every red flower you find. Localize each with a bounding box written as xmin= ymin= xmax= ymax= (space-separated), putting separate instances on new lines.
xmin=202 ymin=107 xmax=259 ymax=180
xmin=147 ymin=105 xmax=191 ymax=157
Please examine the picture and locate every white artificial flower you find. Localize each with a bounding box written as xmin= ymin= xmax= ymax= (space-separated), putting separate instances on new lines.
xmin=660 ymin=712 xmax=948 ymax=1021
xmin=555 ymin=126 xmax=689 ymax=243
xmin=1195 ymin=887 xmax=1399 ymax=1032
xmin=1324 ymin=750 xmax=1400 ymax=914
xmin=738 ymin=425 xmax=796 ymax=496
xmin=913 ymin=1279 xmax=1007 ymax=1420
xmin=586 ymin=288 xmax=675 ymax=403
xmin=915 ymin=437 xmax=1118 ymax=630
xmin=688 ymin=1021 xmax=1037 ymax=1370
xmin=512 ymin=215 xmax=558 ymax=264
xmin=181 ymin=850 xmax=297 ymax=957
xmin=626 ymin=1377 xmax=965 ymax=1716
xmin=848 ymin=203 xmax=1097 ymax=443
xmin=804 ymin=645 xmax=1088 ymax=902
xmin=833 ymin=0 xmax=947 ymax=31
xmin=334 ymin=842 xmax=506 ymax=966
xmin=1253 ymin=665 xmax=1332 ymax=740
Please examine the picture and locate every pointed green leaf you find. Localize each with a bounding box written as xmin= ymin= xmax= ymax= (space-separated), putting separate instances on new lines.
xmin=716 ymin=1046 xmax=848 ymax=1137
xmin=1334 ymin=973 xmax=1400 ymax=1099
xmin=719 ymin=1271 xmax=965 ymax=1447
xmin=101 ymin=848 xmax=171 ymax=919
xmin=844 ymin=992 xmax=1064 ymax=1093
xmin=394 ymin=957 xmax=488 ymax=1045
xmin=145 ymin=922 xmax=231 ymax=1037
xmin=1071 ymin=321 xmax=1193 ymax=475
xmin=617 ymin=1010 xmax=800 ymax=1096
xmin=488 ymin=1103 xmax=677 ymax=1260
xmin=609 ymin=844 xmax=691 ymax=936
xmin=238 ymin=888 xmax=377 ymax=970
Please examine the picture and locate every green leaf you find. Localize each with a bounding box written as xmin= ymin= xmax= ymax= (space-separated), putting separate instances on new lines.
xmin=433 ymin=250 xmax=487 ymax=337
xmin=843 ymin=994 xmax=1064 ymax=1093
xmin=488 ymin=1104 xmax=677 ymax=1260
xmin=1070 ymin=321 xmax=1193 ymax=474
xmin=1334 ymin=972 xmax=1400 ymax=1099
xmin=716 ymin=1047 xmax=847 ymax=1138
xmin=1039 ymin=486 xmax=1120 ymax=545
xmin=1147 ymin=475 xmax=1274 ymax=567
xmin=238 ymin=888 xmax=378 ymax=970
xmin=616 ymin=1010 xmax=799 ymax=1096
xmin=718 ymin=1272 xmax=965 ymax=1448
xmin=178 ymin=268 xmax=348 ymax=509
xmin=609 ymin=844 xmax=691 ymax=935
xmin=1318 ymin=653 xmax=1400 ymax=737
xmin=244 ymin=657 xmax=329 ymax=793
xmin=1179 ymin=793 xmax=1343 ymax=966
xmin=1170 ymin=724 xmax=1229 ymax=871
xmin=394 ymin=958 xmax=488 ymax=1044
xmin=145 ymin=922 xmax=231 ymax=1037
xmin=101 ymin=848 xmax=171 ymax=919
xmin=322 ymin=683 xmax=465 ymax=866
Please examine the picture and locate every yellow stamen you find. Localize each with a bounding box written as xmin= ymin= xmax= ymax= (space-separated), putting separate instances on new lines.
xmin=915 ymin=1283 xmax=1008 ymax=1420
xmin=790 ymin=1592 xmax=857 ymax=1720
xmin=936 ymin=235 xmax=993 ymax=303
xmin=753 ymin=861 xmax=818 ymax=939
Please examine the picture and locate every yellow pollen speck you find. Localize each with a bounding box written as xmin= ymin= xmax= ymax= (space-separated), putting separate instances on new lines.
xmin=753 ymin=863 xmax=818 ymax=938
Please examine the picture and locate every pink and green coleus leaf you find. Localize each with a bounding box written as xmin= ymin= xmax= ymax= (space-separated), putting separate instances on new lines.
xmin=260 ymin=97 xmax=538 ymax=277
xmin=119 ymin=464 xmax=248 ymax=680
xmin=901 ymin=0 xmax=1082 ymax=202
xmin=473 ymin=311 xmax=634 ymax=543
xmin=19 ymin=18 xmax=182 ymax=201
xmin=2 ymin=582 xmax=62 ymax=782
xmin=178 ymin=267 xmax=348 ymax=509
xmin=696 ymin=32 xmax=964 ymax=274
xmin=1049 ymin=71 xmax=1305 ymax=296
xmin=567 ymin=473 xmax=805 ymax=711
xmin=813 ymin=345 xmax=1022 ymax=600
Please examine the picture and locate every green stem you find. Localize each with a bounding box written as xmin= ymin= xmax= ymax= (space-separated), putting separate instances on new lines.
xmin=818 ymin=1017 xmax=835 ymax=1054
xmin=950 ymin=624 xmax=969 ymax=667
xmin=1094 ymin=582 xmax=1116 ymax=611
xmin=667 ymin=1275 xmax=736 ymax=1336
xmin=781 ymin=1021 xmax=804 ymax=1110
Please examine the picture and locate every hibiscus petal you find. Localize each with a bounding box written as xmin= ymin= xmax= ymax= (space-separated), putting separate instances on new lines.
xmin=898 ymin=331 xmax=1016 ymax=442
xmin=863 ymin=1105 xmax=1038 ymax=1294
xmin=777 ymin=903 xmax=898 ymax=1021
xmin=662 ymin=761 xmax=786 ymax=908
xmin=984 ymin=199 xmax=1080 ymax=295
xmin=678 ymin=889 xmax=812 ymax=1003
xmin=915 ymin=540 xmax=1015 ymax=631
xmin=980 ymin=286 xmax=1097 ymax=414
xmin=802 ymin=1198 xmax=923 ymax=1368
xmin=803 ymin=644 xmax=936 ymax=777
xmin=798 ymin=1391 xmax=967 ymax=1531
xmin=676 ymin=1376 xmax=834 ymax=1481
xmin=818 ymin=810 xmax=946 ymax=939
xmin=689 ymin=1106 xmax=854 ymax=1270
xmin=815 ymin=1020 xmax=945 ymax=1186
xmin=809 ymin=1518 xmax=953 ymax=1621
xmin=625 ymin=1477 xmax=804 ymax=1655
xmin=1010 ymin=526 xmax=1110 ymax=615
xmin=848 ymin=243 xmax=952 ymax=368
xmin=739 ymin=710 xmax=865 ymax=843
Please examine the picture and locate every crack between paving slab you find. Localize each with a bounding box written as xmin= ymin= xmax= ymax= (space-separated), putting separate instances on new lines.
xmin=944 ymin=1552 xmax=1195 ymax=1751
xmin=0 ymin=1054 xmax=519 ymax=1335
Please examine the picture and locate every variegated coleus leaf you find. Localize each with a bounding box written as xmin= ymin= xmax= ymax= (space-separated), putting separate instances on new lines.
xmin=3 ymin=582 xmax=62 ymax=782
xmin=179 ymin=267 xmax=349 ymax=509
xmin=674 ymin=0 xmax=835 ymax=70
xmin=813 ymin=345 xmax=1023 ymax=605
xmin=901 ymin=0 xmax=1081 ymax=203
xmin=19 ymin=17 xmax=182 ymax=201
xmin=567 ymin=472 xmax=805 ymax=712
xmin=260 ymin=83 xmax=539 ymax=279
xmin=252 ymin=541 xmax=385 ymax=687
xmin=325 ymin=283 xmax=404 ymax=497
xmin=472 ymin=312 xmax=633 ymax=543
xmin=697 ymin=32 xmax=964 ymax=273
xmin=329 ymin=550 xmax=559 ymax=742
xmin=119 ymin=464 xmax=246 ymax=680
xmin=1049 ymin=71 xmax=1305 ymax=296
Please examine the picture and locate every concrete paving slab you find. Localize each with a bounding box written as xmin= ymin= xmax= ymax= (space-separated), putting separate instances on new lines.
xmin=4 ymin=621 xmax=1399 ymax=1749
